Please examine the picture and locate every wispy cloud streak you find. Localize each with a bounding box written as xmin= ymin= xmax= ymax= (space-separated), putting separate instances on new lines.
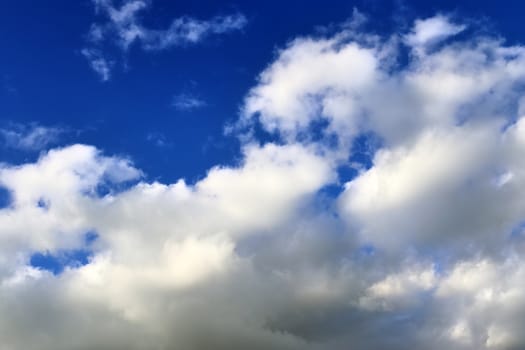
xmin=82 ymin=0 xmax=247 ymax=80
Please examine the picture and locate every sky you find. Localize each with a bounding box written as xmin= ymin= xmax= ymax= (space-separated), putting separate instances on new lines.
xmin=2 ymin=0 xmax=525 ymax=349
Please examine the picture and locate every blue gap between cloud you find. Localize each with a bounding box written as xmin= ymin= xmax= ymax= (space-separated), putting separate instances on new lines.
xmin=320 ymin=132 xmax=382 ymax=198
xmin=93 ymin=177 xmax=140 ymax=198
xmin=0 ymin=186 xmax=11 ymax=209
xmin=37 ymin=197 xmax=49 ymax=210
xmin=251 ymin=116 xmax=284 ymax=146
xmin=349 ymin=132 xmax=382 ymax=171
xmin=509 ymin=220 xmax=525 ymax=239
xmin=29 ymin=231 xmax=99 ymax=275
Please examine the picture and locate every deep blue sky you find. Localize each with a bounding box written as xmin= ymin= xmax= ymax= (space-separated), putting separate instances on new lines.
xmin=1 ymin=0 xmax=524 ymax=183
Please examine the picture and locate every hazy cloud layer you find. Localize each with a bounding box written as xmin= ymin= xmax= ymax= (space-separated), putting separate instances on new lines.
xmin=3 ymin=13 xmax=525 ymax=350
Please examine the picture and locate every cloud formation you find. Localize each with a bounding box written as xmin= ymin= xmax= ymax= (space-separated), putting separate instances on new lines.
xmin=404 ymin=15 xmax=466 ymax=51
xmin=0 ymin=123 xmax=65 ymax=151
xmin=81 ymin=48 xmax=113 ymax=82
xmin=172 ymin=92 xmax=206 ymax=111
xmin=3 ymin=12 xmax=525 ymax=350
xmin=82 ymin=0 xmax=247 ymax=80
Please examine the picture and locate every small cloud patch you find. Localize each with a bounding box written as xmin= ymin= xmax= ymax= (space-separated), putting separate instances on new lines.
xmin=0 ymin=123 xmax=65 ymax=151
xmin=172 ymin=93 xmax=206 ymax=111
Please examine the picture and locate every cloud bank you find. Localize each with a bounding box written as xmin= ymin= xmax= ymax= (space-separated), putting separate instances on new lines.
xmin=4 ymin=13 xmax=525 ymax=350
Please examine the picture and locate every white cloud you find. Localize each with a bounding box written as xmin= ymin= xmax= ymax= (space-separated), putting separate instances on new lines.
xmin=0 ymin=123 xmax=65 ymax=151
xmin=82 ymin=0 xmax=247 ymax=79
xmin=241 ymin=35 xmax=379 ymax=141
xmin=141 ymin=13 xmax=247 ymax=50
xmin=359 ymin=263 xmax=437 ymax=311
xmin=172 ymin=92 xmax=206 ymax=111
xmin=81 ymin=48 xmax=113 ymax=81
xmin=0 ymin=142 xmax=336 ymax=349
xmin=5 ymin=11 xmax=525 ymax=350
xmin=405 ymin=15 xmax=466 ymax=51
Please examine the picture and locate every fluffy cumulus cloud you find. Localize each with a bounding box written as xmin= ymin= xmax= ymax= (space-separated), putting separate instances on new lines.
xmin=82 ymin=0 xmax=247 ymax=80
xmin=4 ymin=12 xmax=525 ymax=350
